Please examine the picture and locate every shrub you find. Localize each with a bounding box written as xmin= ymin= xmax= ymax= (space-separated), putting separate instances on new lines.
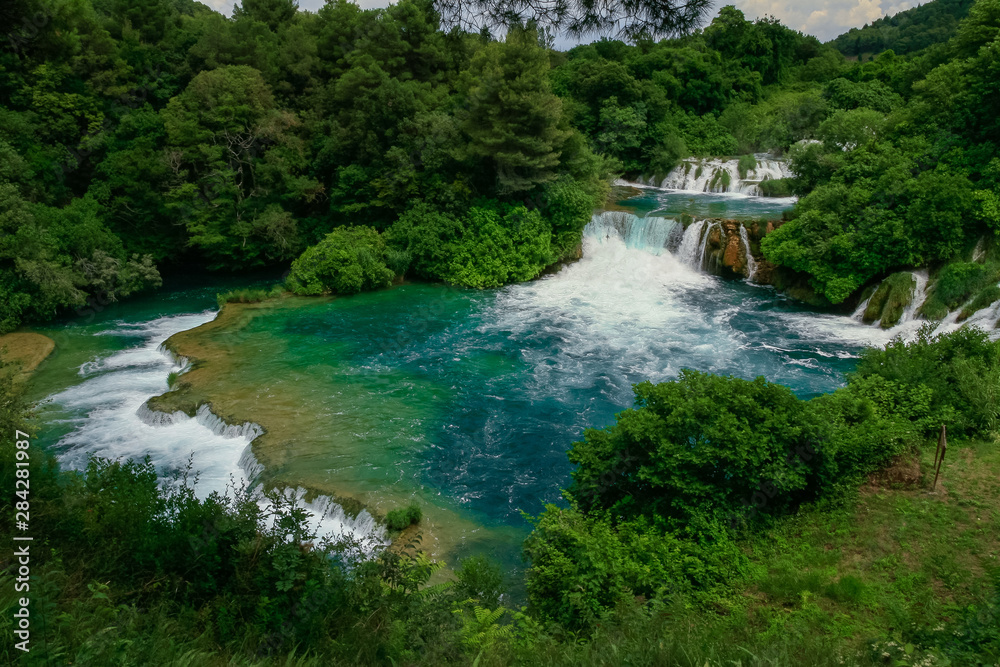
xmin=567 ymin=370 xmax=831 ymax=533
xmin=737 ymin=153 xmax=757 ymax=178
xmin=757 ymin=177 xmax=794 ymax=197
xmin=216 ymin=287 xmax=272 ymax=308
xmin=454 ymin=556 xmax=505 ymax=608
xmin=523 ymin=507 xmax=742 ymax=631
xmin=385 ymin=502 xmax=422 ymax=531
xmin=933 ymin=262 xmax=994 ymax=309
xmin=852 ymin=326 xmax=1000 ymax=436
xmin=286 ymin=226 xmax=396 ymax=295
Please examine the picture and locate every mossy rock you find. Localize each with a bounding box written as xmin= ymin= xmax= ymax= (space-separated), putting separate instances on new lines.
xmin=863 ymin=272 xmax=915 ymax=328
xmin=959 ymin=285 xmax=1000 ymax=321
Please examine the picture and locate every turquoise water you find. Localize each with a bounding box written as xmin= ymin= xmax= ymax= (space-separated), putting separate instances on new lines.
xmin=614 ymin=186 xmax=796 ymax=220
xmin=27 ymin=204 xmax=905 ymax=572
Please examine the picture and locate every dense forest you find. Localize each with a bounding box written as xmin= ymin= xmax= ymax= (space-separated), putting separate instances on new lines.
xmin=830 ymin=0 xmax=974 ymax=58
xmin=2 ymin=0 xmax=999 ymax=329
xmin=4 ymin=0 xmax=1000 ymax=664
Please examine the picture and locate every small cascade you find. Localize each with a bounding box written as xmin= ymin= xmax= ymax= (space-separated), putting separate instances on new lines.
xmin=649 ymin=155 xmax=792 ymax=196
xmin=584 ymin=211 xmax=680 ymax=255
xmin=699 ymin=222 xmax=721 ymax=272
xmin=738 ymin=224 xmax=758 ymax=280
xmin=972 ymin=237 xmax=987 ymax=263
xmin=897 ymin=271 xmax=929 ymax=326
xmin=851 ymin=293 xmax=873 ymax=322
xmin=676 ymin=220 xmax=708 ymax=269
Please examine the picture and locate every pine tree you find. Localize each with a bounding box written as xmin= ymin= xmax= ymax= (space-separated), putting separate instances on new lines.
xmin=464 ymin=27 xmax=570 ymax=193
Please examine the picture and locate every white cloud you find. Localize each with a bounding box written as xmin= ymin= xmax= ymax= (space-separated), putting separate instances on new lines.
xmin=729 ymin=0 xmax=909 ymax=41
xmin=204 ymin=0 xmax=909 ymax=43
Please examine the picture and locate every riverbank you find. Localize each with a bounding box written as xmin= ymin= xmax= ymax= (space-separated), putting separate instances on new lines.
xmin=145 ymin=295 xmax=484 ymax=560
xmin=0 ymin=332 xmax=55 ymax=378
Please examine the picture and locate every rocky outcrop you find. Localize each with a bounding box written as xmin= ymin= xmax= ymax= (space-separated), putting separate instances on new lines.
xmin=696 ymin=218 xmax=784 ymax=282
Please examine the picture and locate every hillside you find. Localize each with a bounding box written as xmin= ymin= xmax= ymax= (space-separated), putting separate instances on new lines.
xmin=830 ymin=0 xmax=975 ymax=57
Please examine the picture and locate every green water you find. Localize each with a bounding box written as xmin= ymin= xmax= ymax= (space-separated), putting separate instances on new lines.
xmin=28 ymin=206 xmax=903 ymax=574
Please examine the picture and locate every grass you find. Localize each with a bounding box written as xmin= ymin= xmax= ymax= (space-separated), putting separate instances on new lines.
xmin=481 ymin=437 xmax=1000 ymax=666
xmin=738 ymin=153 xmax=758 ymax=179
xmin=216 ymin=286 xmax=283 ymax=309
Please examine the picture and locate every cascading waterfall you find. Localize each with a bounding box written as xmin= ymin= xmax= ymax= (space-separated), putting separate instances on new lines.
xmin=45 ymin=311 xmax=388 ymax=549
xmin=676 ymin=220 xmax=708 ymax=269
xmin=584 ymin=211 xmax=682 ymax=255
xmin=898 ymin=271 xmax=929 ymax=326
xmin=699 ymin=222 xmax=721 ymax=271
xmin=646 ymin=155 xmax=792 ymax=196
xmin=738 ymin=225 xmax=758 ymax=280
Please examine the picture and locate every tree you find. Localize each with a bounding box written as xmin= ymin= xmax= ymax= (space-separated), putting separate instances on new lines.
xmin=161 ymin=65 xmax=315 ymax=267
xmin=464 ymin=26 xmax=571 ymax=193
xmin=436 ymin=0 xmax=711 ymax=41
xmin=233 ymin=0 xmax=298 ymax=31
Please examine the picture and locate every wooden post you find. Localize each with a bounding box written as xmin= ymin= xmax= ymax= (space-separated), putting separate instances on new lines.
xmin=933 ymin=424 xmax=947 ymax=490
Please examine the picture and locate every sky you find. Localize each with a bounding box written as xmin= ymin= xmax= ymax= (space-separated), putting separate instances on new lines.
xmin=201 ymin=0 xmax=916 ymax=43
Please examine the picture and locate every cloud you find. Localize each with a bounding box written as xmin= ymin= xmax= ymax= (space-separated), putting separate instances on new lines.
xmin=204 ymin=0 xmax=908 ymax=43
xmin=729 ymin=0 xmax=909 ymax=41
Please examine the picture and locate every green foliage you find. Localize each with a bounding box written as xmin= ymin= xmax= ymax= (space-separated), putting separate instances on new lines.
xmin=216 ymin=287 xmax=280 ymax=308
xmin=567 ymin=370 xmax=831 ymax=532
xmin=757 ymin=177 xmax=794 ymax=197
xmin=454 ymin=556 xmax=505 ymax=609
xmin=831 ymin=0 xmax=975 ymax=57
xmin=464 ymin=26 xmax=570 ymax=193
xmin=523 ymin=506 xmax=743 ymax=630
xmin=960 ymin=284 xmax=1000 ymax=320
xmin=923 ymin=261 xmax=1000 ymax=317
xmin=737 ymin=153 xmax=757 ymax=178
xmin=385 ymin=502 xmax=422 ymax=531
xmin=853 ymin=325 xmax=1000 ymax=436
xmin=287 ymin=226 xmax=396 ymax=295
xmin=387 ymin=200 xmax=566 ymax=289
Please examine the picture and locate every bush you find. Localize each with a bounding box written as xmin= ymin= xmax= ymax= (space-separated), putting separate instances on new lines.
xmin=757 ymin=177 xmax=794 ymax=197
xmin=385 ymin=502 xmax=422 ymax=531
xmin=737 ymin=153 xmax=757 ymax=178
xmin=567 ymin=370 xmax=831 ymax=533
xmin=852 ymin=326 xmax=1000 ymax=436
xmin=216 ymin=287 xmax=276 ymax=308
xmin=389 ymin=201 xmax=557 ymax=289
xmin=523 ymin=506 xmax=743 ymax=631
xmin=286 ymin=226 xmax=396 ymax=295
xmin=454 ymin=556 xmax=505 ymax=608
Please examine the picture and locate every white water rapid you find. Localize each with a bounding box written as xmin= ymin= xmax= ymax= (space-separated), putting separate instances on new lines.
xmin=45 ymin=312 xmax=387 ymax=548
xmin=641 ymin=155 xmax=792 ymax=196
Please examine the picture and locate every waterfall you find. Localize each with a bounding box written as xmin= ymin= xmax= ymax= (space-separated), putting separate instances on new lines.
xmin=699 ymin=222 xmax=720 ymax=271
xmin=851 ymin=293 xmax=873 ymax=322
xmin=897 ymin=271 xmax=929 ymax=326
xmin=584 ymin=211 xmax=681 ymax=255
xmin=649 ymin=155 xmax=792 ymax=196
xmin=972 ymin=237 xmax=987 ymax=263
xmin=45 ymin=310 xmax=389 ymax=550
xmin=676 ymin=220 xmax=708 ymax=269
xmin=738 ymin=225 xmax=757 ymax=280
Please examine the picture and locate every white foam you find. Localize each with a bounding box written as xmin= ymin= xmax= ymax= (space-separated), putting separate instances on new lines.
xmin=643 ymin=155 xmax=793 ymax=196
xmin=45 ymin=310 xmax=387 ymax=550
